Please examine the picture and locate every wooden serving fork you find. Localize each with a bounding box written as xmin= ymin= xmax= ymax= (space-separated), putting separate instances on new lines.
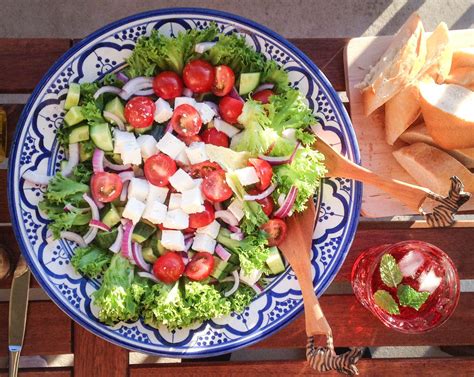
xmin=279 ymin=202 xmax=364 ymax=375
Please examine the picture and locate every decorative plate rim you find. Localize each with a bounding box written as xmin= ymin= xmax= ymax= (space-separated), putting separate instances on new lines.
xmin=8 ymin=7 xmax=362 ymax=357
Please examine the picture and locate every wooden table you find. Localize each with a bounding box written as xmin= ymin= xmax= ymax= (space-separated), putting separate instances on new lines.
xmin=0 ymin=38 xmax=473 ymax=377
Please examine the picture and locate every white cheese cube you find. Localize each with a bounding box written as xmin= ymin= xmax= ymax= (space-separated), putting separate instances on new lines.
xmin=113 ymin=130 xmax=137 ymax=154
xmin=163 ymin=209 xmax=189 ymax=230
xmin=196 ymin=220 xmax=221 ymax=239
xmin=185 ymin=142 xmax=208 ymax=165
xmin=136 ymin=134 xmax=158 ymax=160
xmin=127 ymin=178 xmax=149 ymax=202
xmin=156 ymin=132 xmax=186 ymax=159
xmin=121 ymin=147 xmax=142 ymax=165
xmin=154 ymin=98 xmax=173 ymax=123
xmin=175 ymin=149 xmax=190 ymax=166
xmin=239 ymin=269 xmax=262 ymax=286
xmin=122 ymin=197 xmax=146 ymax=224
xmin=142 ymin=201 xmax=167 ymax=225
xmin=194 ymin=102 xmax=215 ymax=124
xmin=235 ymin=166 xmax=260 ymax=186
xmin=181 ymin=187 xmax=205 ymax=214
xmin=161 ymin=230 xmax=185 ymax=251
xmin=147 ymin=184 xmax=169 ymax=204
xmin=168 ymin=168 xmax=195 ymax=193
xmin=213 ymin=118 xmax=240 ymax=137
xmin=168 ymin=193 xmax=182 ymax=210
xmin=174 ymin=97 xmax=197 ymax=108
xmin=193 ymin=178 xmax=203 ymax=188
xmin=228 ymin=199 xmax=244 ymax=221
xmin=192 ymin=233 xmax=216 ymax=254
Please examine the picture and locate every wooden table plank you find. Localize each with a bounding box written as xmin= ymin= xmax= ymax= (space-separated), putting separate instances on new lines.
xmin=0 ymin=39 xmax=71 ymax=93
xmin=0 ymin=301 xmax=71 ymax=357
xmin=131 ymin=358 xmax=474 ymax=377
xmin=0 ymin=369 xmax=72 ymax=377
xmin=73 ymin=323 xmax=128 ymax=377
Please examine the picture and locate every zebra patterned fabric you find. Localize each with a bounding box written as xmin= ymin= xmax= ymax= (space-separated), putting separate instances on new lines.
xmin=420 ymin=176 xmax=471 ymax=227
xmin=306 ymin=335 xmax=364 ymax=375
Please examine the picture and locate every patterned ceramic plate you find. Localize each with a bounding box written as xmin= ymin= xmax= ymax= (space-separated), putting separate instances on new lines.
xmin=8 ymin=8 xmax=361 ymax=357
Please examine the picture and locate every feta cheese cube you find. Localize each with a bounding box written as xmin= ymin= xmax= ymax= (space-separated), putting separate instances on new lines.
xmin=122 ymin=197 xmax=146 ymax=224
xmin=136 ymin=134 xmax=158 ymax=160
xmin=121 ymin=147 xmax=142 ymax=165
xmin=196 ymin=220 xmax=221 ymax=239
xmin=127 ymin=178 xmax=149 ymax=202
xmin=168 ymin=193 xmax=182 ymax=210
xmin=181 ymin=187 xmax=205 ymax=214
xmin=175 ymin=148 xmax=190 ymax=166
xmin=156 ymin=132 xmax=186 ymax=159
xmin=192 ymin=233 xmax=216 ymax=254
xmin=142 ymin=201 xmax=167 ymax=224
xmin=174 ymin=97 xmax=197 ymax=108
xmin=113 ymin=130 xmax=137 ymax=154
xmin=163 ymin=209 xmax=189 ymax=230
xmin=147 ymin=184 xmax=169 ymax=204
xmin=228 ymin=199 xmax=244 ymax=221
xmin=193 ymin=178 xmax=203 ymax=188
xmin=169 ymin=168 xmax=195 ymax=193
xmin=213 ymin=118 xmax=240 ymax=137
xmin=154 ymin=98 xmax=173 ymax=123
xmin=235 ymin=166 xmax=260 ymax=186
xmin=194 ymin=102 xmax=215 ymax=124
xmin=239 ymin=269 xmax=262 ymax=286
xmin=161 ymin=230 xmax=185 ymax=251
xmin=185 ymin=142 xmax=208 ymax=165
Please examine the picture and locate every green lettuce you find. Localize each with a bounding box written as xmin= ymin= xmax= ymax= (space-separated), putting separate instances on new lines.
xmin=71 ymin=245 xmax=112 ymax=278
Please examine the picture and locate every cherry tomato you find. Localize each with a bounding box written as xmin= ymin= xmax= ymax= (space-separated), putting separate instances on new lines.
xmin=90 ymin=172 xmax=123 ymax=203
xmin=260 ymin=219 xmax=288 ymax=247
xmin=183 ymin=59 xmax=215 ymax=93
xmin=153 ymin=71 xmax=183 ymax=100
xmin=248 ymin=189 xmax=275 ymax=216
xmin=180 ymin=134 xmax=202 ymax=146
xmin=170 ymin=104 xmax=202 ymax=136
xmin=186 ymin=161 xmax=223 ymax=179
xmin=219 ymin=96 xmax=244 ymax=124
xmin=252 ymin=89 xmax=274 ymax=104
xmin=202 ymin=170 xmax=233 ymax=203
xmin=201 ymin=128 xmax=229 ymax=147
xmin=144 ymin=153 xmax=177 ymax=187
xmin=212 ymin=65 xmax=235 ymax=97
xmin=153 ymin=252 xmax=185 ymax=284
xmin=248 ymin=158 xmax=273 ymax=190
xmin=184 ymin=252 xmax=214 ymax=281
xmin=124 ymin=96 xmax=155 ymax=128
xmin=189 ymin=202 xmax=215 ymax=228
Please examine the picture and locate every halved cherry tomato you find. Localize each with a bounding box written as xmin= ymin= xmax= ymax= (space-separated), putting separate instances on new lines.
xmin=202 ymin=170 xmax=233 ymax=202
xmin=180 ymin=134 xmax=202 ymax=146
xmin=189 ymin=202 xmax=215 ymax=228
xmin=248 ymin=189 xmax=275 ymax=216
xmin=90 ymin=172 xmax=123 ymax=203
xmin=248 ymin=158 xmax=273 ymax=190
xmin=201 ymin=128 xmax=229 ymax=147
xmin=186 ymin=161 xmax=222 ymax=179
xmin=153 ymin=252 xmax=185 ymax=284
xmin=153 ymin=71 xmax=183 ymax=100
xmin=219 ymin=96 xmax=244 ymax=124
xmin=124 ymin=96 xmax=155 ymax=128
xmin=170 ymin=104 xmax=202 ymax=136
xmin=184 ymin=252 xmax=214 ymax=281
xmin=252 ymin=89 xmax=274 ymax=104
xmin=212 ymin=65 xmax=235 ymax=97
xmin=260 ymin=219 xmax=287 ymax=246
xmin=144 ymin=153 xmax=177 ymax=187
xmin=183 ymin=59 xmax=215 ymax=93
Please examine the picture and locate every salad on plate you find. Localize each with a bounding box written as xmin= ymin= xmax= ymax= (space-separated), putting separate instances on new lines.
xmin=25 ymin=24 xmax=327 ymax=329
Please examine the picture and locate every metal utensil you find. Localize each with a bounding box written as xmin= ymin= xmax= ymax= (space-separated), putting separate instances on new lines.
xmin=8 ymin=256 xmax=30 ymax=377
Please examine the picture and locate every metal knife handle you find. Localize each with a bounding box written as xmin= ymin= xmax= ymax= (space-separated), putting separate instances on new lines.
xmin=9 ymin=346 xmax=21 ymax=377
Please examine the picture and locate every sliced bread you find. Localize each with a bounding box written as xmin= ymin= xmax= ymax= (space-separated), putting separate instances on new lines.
xmin=451 ymin=47 xmax=474 ymax=70
xmin=445 ymin=67 xmax=474 ymax=91
xmin=421 ymin=22 xmax=452 ymax=83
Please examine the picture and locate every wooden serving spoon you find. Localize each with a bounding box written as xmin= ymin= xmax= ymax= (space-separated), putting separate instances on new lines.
xmin=279 ymin=202 xmax=363 ymax=375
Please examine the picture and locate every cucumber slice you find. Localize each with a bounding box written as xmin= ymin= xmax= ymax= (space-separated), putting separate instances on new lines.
xmin=265 ymin=246 xmax=286 ymax=274
xmin=134 ymin=125 xmax=153 ymax=135
xmin=211 ymin=256 xmax=230 ymax=280
xmin=90 ymin=122 xmax=113 ymax=151
xmin=142 ymin=246 xmax=157 ymax=264
xmin=64 ymin=83 xmax=80 ymax=110
xmin=132 ymin=221 xmax=156 ymax=243
xmin=104 ymin=97 xmax=126 ymax=123
xmin=79 ymin=142 xmax=93 ymax=162
xmin=150 ymin=232 xmax=166 ymax=256
xmin=239 ymin=72 xmax=261 ymax=95
xmin=64 ymin=106 xmax=85 ymax=126
xmin=68 ymin=124 xmax=89 ymax=144
xmin=100 ymin=203 xmax=121 ymax=228
xmin=94 ymin=228 xmax=119 ymax=250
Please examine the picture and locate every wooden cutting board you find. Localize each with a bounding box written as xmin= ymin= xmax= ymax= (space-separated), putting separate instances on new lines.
xmin=344 ymin=29 xmax=474 ymax=217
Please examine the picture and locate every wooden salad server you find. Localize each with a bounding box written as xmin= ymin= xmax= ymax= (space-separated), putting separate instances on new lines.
xmin=279 ymin=203 xmax=364 ymax=375
xmin=315 ymin=137 xmax=471 ymax=227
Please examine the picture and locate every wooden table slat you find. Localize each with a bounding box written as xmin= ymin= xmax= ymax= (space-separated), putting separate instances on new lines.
xmin=0 ymin=368 xmax=72 ymax=377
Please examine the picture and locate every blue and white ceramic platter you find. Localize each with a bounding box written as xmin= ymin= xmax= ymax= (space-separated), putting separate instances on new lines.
xmin=8 ymin=8 xmax=361 ymax=357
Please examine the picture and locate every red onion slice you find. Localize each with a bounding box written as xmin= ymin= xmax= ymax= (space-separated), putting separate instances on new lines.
xmin=215 ymin=210 xmax=239 ymax=226
xmin=93 ymin=86 xmax=122 ymax=100
xmin=120 ymin=180 xmax=129 ymax=202
xmin=121 ymin=220 xmax=135 ymax=259
xmin=273 ymin=185 xmax=298 ymax=219
xmin=138 ymin=271 xmax=160 ymax=283
xmin=116 ymin=72 xmax=129 ymax=83
xmin=103 ymin=111 xmax=125 ymax=131
xmin=254 ymin=83 xmax=274 ymax=93
xmin=183 ymin=87 xmax=193 ymax=97
xmin=60 ymin=231 xmax=86 ymax=247
xmin=165 ymin=122 xmax=173 ymax=133
xmin=64 ymin=203 xmax=90 ymax=213
xmin=22 ymin=170 xmax=52 ymax=186
xmin=89 ymin=219 xmax=111 ymax=232
xmin=92 ymin=149 xmax=105 ymax=173
xmin=118 ymin=171 xmax=135 ymax=182
xmin=258 ymin=142 xmax=300 ymax=166
xmin=229 ymin=87 xmax=244 ymax=103
xmin=214 ymin=202 xmax=223 ymax=211
xmin=184 ymin=237 xmax=194 ymax=252
xmin=103 ymin=158 xmax=131 ymax=172
xmin=228 ymin=225 xmax=240 ymax=233
xmin=120 ymin=77 xmax=153 ymax=100
xmin=243 ymin=183 xmax=276 ymax=201
xmin=230 ymin=232 xmax=244 ymax=241
xmin=82 ymin=193 xmax=100 ymax=244
xmin=132 ymin=242 xmax=151 ymax=272
xmin=61 ymin=143 xmax=80 ymax=177
xmin=135 ymin=88 xmax=155 ymax=96
xmin=194 ymin=41 xmax=216 ymax=54
xmin=109 ymin=224 xmax=123 ymax=253
xmin=215 ymin=244 xmax=231 ymax=262
xmin=224 ymin=270 xmax=240 ymax=297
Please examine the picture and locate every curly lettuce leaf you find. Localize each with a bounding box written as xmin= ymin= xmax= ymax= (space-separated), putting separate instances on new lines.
xmin=43 ymin=173 xmax=89 ymax=204
xmin=71 ymin=245 xmax=112 ymax=278
xmin=78 ymin=82 xmax=100 ymax=105
xmin=72 ymin=162 xmax=93 ymax=185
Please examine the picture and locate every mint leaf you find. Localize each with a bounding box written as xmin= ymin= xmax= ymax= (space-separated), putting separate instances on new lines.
xmin=374 ymin=290 xmax=400 ymax=315
xmin=397 ymin=284 xmax=430 ymax=311
xmin=379 ymin=254 xmax=403 ymax=288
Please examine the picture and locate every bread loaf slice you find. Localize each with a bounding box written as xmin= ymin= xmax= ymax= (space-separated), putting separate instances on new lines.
xmin=445 ymin=67 xmax=474 ymax=91
xmin=451 ymin=47 xmax=474 ymax=70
